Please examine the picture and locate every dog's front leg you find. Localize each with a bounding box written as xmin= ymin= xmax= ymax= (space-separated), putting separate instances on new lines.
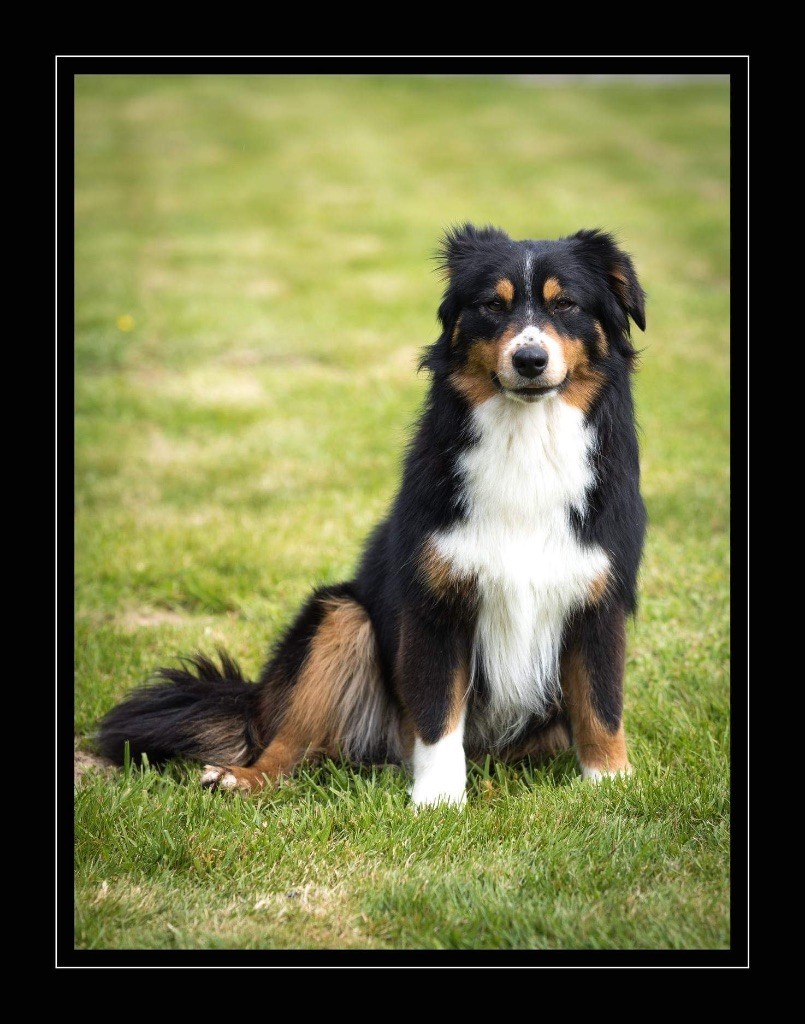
xmin=396 ymin=606 xmax=472 ymax=808
xmin=561 ymin=603 xmax=632 ymax=781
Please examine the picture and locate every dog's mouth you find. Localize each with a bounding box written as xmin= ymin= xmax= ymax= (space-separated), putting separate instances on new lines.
xmin=491 ymin=373 xmax=568 ymax=403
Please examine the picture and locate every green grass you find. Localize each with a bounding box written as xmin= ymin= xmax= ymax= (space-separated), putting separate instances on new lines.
xmin=74 ymin=74 xmax=730 ymax=951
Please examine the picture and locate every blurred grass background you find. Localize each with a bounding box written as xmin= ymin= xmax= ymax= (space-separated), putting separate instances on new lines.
xmin=74 ymin=75 xmax=729 ymax=950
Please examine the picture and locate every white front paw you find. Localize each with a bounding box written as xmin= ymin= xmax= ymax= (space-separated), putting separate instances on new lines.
xmin=410 ymin=773 xmax=467 ymax=809
xmin=410 ymin=722 xmax=467 ymax=809
xmin=582 ymin=763 xmax=633 ymax=783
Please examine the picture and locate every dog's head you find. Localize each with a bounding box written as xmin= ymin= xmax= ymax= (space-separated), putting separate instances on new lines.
xmin=425 ymin=224 xmax=645 ymax=412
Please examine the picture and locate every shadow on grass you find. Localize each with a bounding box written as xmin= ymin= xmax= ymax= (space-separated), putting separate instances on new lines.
xmin=74 ymin=744 xmax=582 ymax=803
xmin=467 ymin=750 xmax=580 ymax=794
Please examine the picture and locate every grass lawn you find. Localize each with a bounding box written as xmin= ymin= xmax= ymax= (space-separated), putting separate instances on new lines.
xmin=74 ymin=74 xmax=730 ymax=951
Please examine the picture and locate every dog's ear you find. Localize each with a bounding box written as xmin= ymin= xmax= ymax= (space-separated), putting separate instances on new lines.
xmin=436 ymin=223 xmax=512 ymax=281
xmin=425 ymin=224 xmax=514 ymax=375
xmin=420 ymin=289 xmax=461 ymax=375
xmin=571 ymin=229 xmax=646 ymax=333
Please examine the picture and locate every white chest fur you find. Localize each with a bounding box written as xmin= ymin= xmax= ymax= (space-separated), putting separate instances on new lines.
xmin=433 ymin=395 xmax=609 ymax=745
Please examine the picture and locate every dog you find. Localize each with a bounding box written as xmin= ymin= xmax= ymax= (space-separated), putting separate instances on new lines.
xmin=98 ymin=224 xmax=647 ymax=807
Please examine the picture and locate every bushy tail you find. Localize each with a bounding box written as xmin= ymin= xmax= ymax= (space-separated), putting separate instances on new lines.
xmin=97 ymin=651 xmax=262 ymax=767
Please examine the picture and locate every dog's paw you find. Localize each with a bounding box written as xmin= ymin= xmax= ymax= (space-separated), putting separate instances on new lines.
xmin=582 ymin=763 xmax=632 ymax=783
xmin=410 ymin=776 xmax=467 ymax=810
xmin=200 ymin=764 xmax=251 ymax=792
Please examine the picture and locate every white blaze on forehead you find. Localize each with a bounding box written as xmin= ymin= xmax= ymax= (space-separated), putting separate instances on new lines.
xmin=523 ymin=250 xmax=535 ymax=315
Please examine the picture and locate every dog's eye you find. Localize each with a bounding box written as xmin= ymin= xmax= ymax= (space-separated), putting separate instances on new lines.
xmin=485 ymin=299 xmax=505 ymax=312
xmin=554 ymin=298 xmax=576 ymax=312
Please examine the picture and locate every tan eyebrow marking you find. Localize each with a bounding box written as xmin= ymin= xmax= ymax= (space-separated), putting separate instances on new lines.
xmin=542 ymin=277 xmax=562 ymax=303
xmin=495 ymin=279 xmax=514 ymax=304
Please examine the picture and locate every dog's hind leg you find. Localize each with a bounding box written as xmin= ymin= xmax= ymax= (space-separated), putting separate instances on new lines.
xmin=200 ymin=733 xmax=302 ymax=792
xmin=201 ymin=587 xmax=398 ymax=793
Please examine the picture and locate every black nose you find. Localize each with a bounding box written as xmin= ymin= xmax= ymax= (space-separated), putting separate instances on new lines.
xmin=512 ymin=346 xmax=548 ymax=379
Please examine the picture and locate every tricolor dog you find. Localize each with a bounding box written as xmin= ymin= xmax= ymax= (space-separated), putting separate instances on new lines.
xmin=99 ymin=224 xmax=647 ymax=807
